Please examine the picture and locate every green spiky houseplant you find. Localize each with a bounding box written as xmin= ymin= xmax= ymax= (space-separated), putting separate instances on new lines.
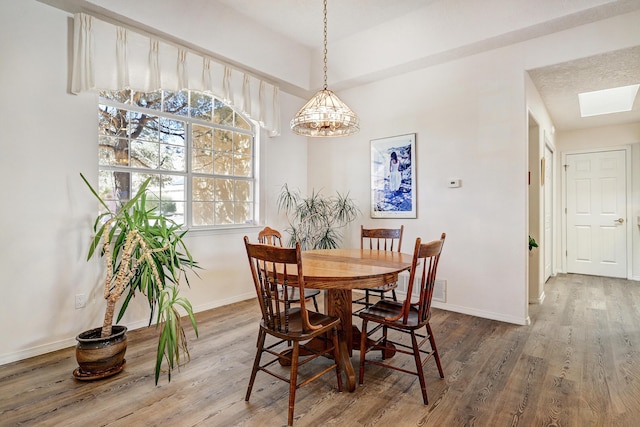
xmin=277 ymin=183 xmax=360 ymax=250
xmin=79 ymin=173 xmax=198 ymax=384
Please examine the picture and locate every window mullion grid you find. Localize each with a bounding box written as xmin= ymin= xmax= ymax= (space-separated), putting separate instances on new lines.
xmin=99 ymin=89 xmax=256 ymax=229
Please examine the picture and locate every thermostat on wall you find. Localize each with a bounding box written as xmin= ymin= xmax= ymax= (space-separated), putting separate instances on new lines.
xmin=448 ymin=179 xmax=461 ymax=188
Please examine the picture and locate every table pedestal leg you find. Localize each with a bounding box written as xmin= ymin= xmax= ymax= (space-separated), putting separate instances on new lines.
xmin=277 ymin=287 xmax=397 ymax=392
xmin=326 ymin=289 xmax=356 ymax=391
xmin=337 ymin=334 xmax=355 ymax=392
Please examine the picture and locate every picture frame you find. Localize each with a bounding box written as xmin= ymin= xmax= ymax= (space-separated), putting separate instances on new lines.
xmin=370 ymin=133 xmax=416 ymax=218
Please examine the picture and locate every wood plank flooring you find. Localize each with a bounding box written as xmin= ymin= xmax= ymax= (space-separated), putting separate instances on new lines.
xmin=1 ymin=273 xmax=639 ymax=426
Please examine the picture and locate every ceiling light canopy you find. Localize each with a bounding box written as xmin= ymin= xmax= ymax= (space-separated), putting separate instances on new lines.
xmin=290 ymin=0 xmax=359 ymax=137
xmin=578 ymin=84 xmax=639 ymax=117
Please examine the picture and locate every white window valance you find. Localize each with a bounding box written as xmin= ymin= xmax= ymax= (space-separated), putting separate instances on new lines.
xmin=71 ymin=13 xmax=281 ymax=136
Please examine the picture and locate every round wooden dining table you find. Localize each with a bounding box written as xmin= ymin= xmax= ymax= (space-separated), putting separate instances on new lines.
xmin=300 ymin=249 xmax=413 ymax=392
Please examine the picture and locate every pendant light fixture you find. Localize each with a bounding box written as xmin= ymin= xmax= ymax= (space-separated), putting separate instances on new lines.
xmin=290 ymin=0 xmax=360 ymax=137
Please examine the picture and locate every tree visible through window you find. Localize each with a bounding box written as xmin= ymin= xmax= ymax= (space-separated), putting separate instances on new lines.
xmin=98 ymin=89 xmax=256 ymax=227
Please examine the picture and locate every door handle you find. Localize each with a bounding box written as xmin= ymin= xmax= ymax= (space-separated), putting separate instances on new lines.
xmin=615 ymin=218 xmax=624 ymax=224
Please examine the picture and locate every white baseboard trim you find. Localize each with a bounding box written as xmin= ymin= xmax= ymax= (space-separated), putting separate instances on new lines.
xmin=107 ymin=292 xmax=256 ymax=332
xmin=0 ymin=292 xmax=257 ymax=367
xmin=0 ymin=337 xmax=78 ymax=366
xmin=529 ymin=291 xmax=546 ymax=305
xmin=191 ymin=292 xmax=256 ymax=314
xmin=430 ymin=301 xmax=531 ymax=326
xmin=393 ymin=288 xmax=530 ymax=325
xmin=539 ymin=291 xmax=546 ymax=304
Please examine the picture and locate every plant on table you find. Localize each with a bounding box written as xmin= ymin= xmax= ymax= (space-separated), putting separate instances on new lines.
xmin=79 ymin=173 xmax=199 ymax=384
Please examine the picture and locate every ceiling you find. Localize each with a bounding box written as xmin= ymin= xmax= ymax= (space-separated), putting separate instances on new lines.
xmin=528 ymin=46 xmax=640 ymax=131
xmin=215 ymin=0 xmax=640 ymax=132
xmin=216 ymin=0 xmax=433 ymax=49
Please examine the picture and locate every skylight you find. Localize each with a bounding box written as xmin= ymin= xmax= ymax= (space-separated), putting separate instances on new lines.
xmin=578 ymin=84 xmax=639 ymax=117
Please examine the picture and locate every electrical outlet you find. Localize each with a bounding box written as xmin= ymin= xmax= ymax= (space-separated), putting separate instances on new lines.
xmin=75 ymin=294 xmax=86 ymax=309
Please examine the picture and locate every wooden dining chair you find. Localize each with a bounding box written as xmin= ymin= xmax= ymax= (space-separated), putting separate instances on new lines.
xmin=358 ymin=233 xmax=446 ymax=405
xmin=257 ymin=226 xmax=321 ymax=312
xmin=243 ymin=236 xmax=343 ymax=426
xmin=353 ymin=225 xmax=404 ymax=312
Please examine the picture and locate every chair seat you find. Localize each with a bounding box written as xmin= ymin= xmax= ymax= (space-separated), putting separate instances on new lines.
xmin=262 ymin=307 xmax=340 ymax=341
xmin=359 ymin=300 xmax=430 ymax=330
xmin=365 ymin=283 xmax=398 ymax=293
xmin=352 ymin=283 xmax=398 ymax=314
xmin=281 ymin=287 xmax=321 ymax=302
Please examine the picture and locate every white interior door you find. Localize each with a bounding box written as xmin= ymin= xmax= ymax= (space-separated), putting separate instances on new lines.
xmin=566 ymin=150 xmax=627 ymax=278
xmin=544 ymin=145 xmax=553 ymax=281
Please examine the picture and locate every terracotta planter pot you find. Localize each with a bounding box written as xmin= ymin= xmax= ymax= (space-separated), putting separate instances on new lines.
xmin=74 ymin=325 xmax=127 ymax=380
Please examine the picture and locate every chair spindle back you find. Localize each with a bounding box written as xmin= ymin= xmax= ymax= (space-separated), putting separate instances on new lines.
xmin=244 ymin=236 xmax=319 ymax=333
xmin=257 ymin=226 xmax=283 ymax=246
xmin=361 ymin=225 xmax=404 ymax=252
xmin=403 ymin=233 xmax=446 ymax=324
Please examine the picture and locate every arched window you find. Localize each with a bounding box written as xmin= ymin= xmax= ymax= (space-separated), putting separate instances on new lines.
xmin=98 ymin=89 xmax=256 ymax=228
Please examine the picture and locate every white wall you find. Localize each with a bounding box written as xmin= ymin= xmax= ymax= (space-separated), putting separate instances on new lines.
xmin=308 ymin=45 xmax=532 ymax=325
xmin=0 ymin=1 xmax=307 ymax=364
xmin=525 ymin=73 xmax=556 ymax=303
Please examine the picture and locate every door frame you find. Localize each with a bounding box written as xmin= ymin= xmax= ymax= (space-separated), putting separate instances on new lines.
xmin=543 ymin=135 xmax=555 ymax=280
xmin=561 ymin=145 xmax=633 ymax=278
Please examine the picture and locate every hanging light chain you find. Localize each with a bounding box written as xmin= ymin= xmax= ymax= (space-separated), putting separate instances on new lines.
xmin=289 ymin=0 xmax=360 ymax=136
xmin=323 ymin=0 xmax=328 ymax=90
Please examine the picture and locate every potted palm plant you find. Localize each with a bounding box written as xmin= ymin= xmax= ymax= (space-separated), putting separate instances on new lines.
xmin=75 ymin=173 xmax=199 ymax=384
xmin=277 ymin=183 xmax=360 ymax=250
